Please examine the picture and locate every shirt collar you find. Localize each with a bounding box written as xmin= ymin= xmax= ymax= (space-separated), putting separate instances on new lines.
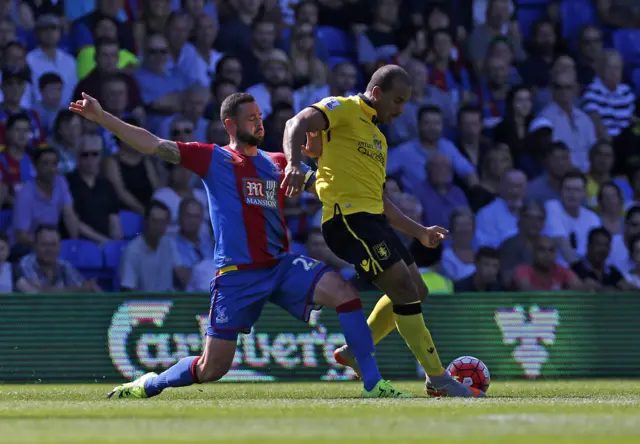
xmin=357 ymin=93 xmax=378 ymax=124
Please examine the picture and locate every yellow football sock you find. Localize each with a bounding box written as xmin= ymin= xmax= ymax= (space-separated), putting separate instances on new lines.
xmin=393 ymin=304 xmax=445 ymax=376
xmin=367 ymin=295 xmax=396 ymax=344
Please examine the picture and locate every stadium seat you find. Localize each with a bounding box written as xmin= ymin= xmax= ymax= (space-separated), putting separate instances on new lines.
xmin=613 ymin=30 xmax=640 ymax=65
xmin=516 ymin=0 xmax=552 ymax=5
xmin=316 ymin=26 xmax=353 ymax=57
xmin=560 ymin=0 xmax=599 ymax=40
xmin=103 ymin=240 xmax=128 ymax=291
xmin=517 ymin=6 xmax=547 ymax=40
xmin=59 ymin=240 xmax=103 ymax=269
xmin=0 ymin=210 xmax=11 ymax=233
xmin=120 ymin=211 xmax=143 ymax=240
xmin=632 ymin=69 xmax=640 ymax=96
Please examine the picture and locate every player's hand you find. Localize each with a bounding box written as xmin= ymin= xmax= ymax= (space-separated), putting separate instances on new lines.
xmin=69 ymin=92 xmax=104 ymax=123
xmin=419 ymin=225 xmax=448 ymax=248
xmin=281 ymin=163 xmax=305 ymax=197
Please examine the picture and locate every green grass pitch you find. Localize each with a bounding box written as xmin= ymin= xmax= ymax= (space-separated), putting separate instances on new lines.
xmin=0 ymin=380 xmax=638 ymax=444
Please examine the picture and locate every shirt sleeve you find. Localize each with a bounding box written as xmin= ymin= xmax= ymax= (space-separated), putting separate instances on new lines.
xmin=12 ymin=186 xmax=32 ymax=232
xmin=544 ymin=201 xmax=567 ymax=238
xmin=309 ymin=96 xmax=349 ymax=131
xmin=446 ymin=142 xmax=475 ymax=177
xmin=474 ymin=207 xmax=498 ymax=247
xmin=176 ymin=141 xmax=216 ymax=178
xmin=59 ymin=176 xmax=73 ymax=207
xmin=63 ymin=261 xmax=85 ymax=287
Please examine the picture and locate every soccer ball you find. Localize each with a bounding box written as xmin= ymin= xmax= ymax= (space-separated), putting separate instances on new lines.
xmin=446 ymin=356 xmax=490 ymax=393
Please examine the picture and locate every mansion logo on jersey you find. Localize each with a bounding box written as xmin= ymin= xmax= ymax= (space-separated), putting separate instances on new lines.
xmin=243 ymin=179 xmax=278 ymax=208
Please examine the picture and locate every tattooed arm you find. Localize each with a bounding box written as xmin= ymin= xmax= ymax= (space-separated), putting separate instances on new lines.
xmin=69 ymin=92 xmax=180 ymax=164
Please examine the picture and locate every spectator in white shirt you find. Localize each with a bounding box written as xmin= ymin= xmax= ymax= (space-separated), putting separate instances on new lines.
xmin=475 ymin=169 xmax=527 ymax=248
xmin=582 ymin=49 xmax=635 ymax=141
xmin=120 ymin=200 xmax=179 ymax=292
xmin=26 ymin=14 xmax=77 ymax=105
xmin=545 ymin=170 xmax=601 ymax=265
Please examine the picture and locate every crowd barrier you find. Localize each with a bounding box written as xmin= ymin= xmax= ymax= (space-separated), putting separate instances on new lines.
xmin=1 ymin=292 xmax=639 ymax=383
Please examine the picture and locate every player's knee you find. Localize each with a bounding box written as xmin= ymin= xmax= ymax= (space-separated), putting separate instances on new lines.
xmin=384 ymin=271 xmax=420 ymax=304
xmin=314 ymin=271 xmax=359 ymax=308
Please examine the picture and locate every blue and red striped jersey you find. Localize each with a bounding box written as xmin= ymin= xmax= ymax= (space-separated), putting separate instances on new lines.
xmin=177 ymin=142 xmax=316 ymax=269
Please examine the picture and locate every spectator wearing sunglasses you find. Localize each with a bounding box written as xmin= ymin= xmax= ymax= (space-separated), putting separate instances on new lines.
xmin=66 ymin=134 xmax=123 ymax=244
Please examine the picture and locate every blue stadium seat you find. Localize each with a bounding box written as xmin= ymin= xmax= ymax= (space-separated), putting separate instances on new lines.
xmin=517 ymin=6 xmax=547 ymax=40
xmin=560 ymin=0 xmax=599 ymax=40
xmin=104 ymin=240 xmax=128 ymax=291
xmin=633 ymin=69 xmax=640 ymax=96
xmin=516 ymin=0 xmax=552 ymax=5
xmin=120 ymin=211 xmax=143 ymax=240
xmin=0 ymin=210 xmax=11 ymax=233
xmin=316 ymin=26 xmax=353 ymax=57
xmin=59 ymin=240 xmax=103 ymax=269
xmin=613 ymin=30 xmax=640 ymax=65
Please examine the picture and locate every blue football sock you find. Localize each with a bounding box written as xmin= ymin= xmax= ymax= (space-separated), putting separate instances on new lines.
xmin=337 ymin=300 xmax=383 ymax=391
xmin=144 ymin=356 xmax=200 ymax=397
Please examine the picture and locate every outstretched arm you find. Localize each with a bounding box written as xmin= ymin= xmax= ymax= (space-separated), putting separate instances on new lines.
xmin=383 ymin=196 xmax=448 ymax=248
xmin=281 ymin=107 xmax=328 ymax=196
xmin=69 ymin=92 xmax=180 ymax=164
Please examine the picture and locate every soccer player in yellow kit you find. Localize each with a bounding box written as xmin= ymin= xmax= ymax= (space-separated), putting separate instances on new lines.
xmin=281 ymin=65 xmax=484 ymax=397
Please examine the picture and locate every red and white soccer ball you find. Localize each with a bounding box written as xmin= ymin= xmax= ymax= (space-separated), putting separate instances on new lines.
xmin=446 ymin=356 xmax=490 ymax=393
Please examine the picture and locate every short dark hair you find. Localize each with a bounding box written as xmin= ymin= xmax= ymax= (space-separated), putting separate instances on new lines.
xmin=547 ymin=141 xmax=569 ymax=158
xmin=178 ymin=196 xmax=203 ymax=217
xmin=33 ymin=147 xmax=59 ymax=166
xmin=588 ymin=226 xmax=612 ymax=244
xmin=220 ymin=93 xmax=255 ymax=122
xmin=629 ymin=233 xmax=640 ymax=256
xmin=215 ymin=55 xmax=240 ymax=80
xmin=521 ymin=200 xmax=546 ymax=218
xmin=38 ymin=72 xmax=63 ymax=90
xmin=52 ymin=110 xmax=76 ymax=136
xmin=476 ymin=246 xmax=500 ymax=262
xmin=2 ymin=40 xmax=25 ymax=57
xmin=211 ymin=77 xmax=237 ymax=95
xmin=0 ymin=232 xmax=8 ymax=245
xmin=598 ymin=181 xmax=622 ymax=203
xmin=251 ymin=17 xmax=275 ymax=30
xmin=6 ymin=112 xmax=31 ymax=131
xmin=561 ymin=169 xmax=587 ymax=187
xmin=365 ymin=64 xmax=410 ymax=93
xmin=102 ymin=72 xmax=128 ymax=86
xmin=625 ymin=205 xmax=640 ymax=222
xmin=35 ymin=224 xmax=59 ymax=240
xmin=457 ymin=104 xmax=482 ymax=123
xmin=166 ymin=11 xmax=189 ymax=28
xmin=145 ymin=199 xmax=171 ymax=220
xmin=95 ymin=37 xmax=119 ymax=54
xmin=294 ymin=0 xmax=317 ymax=19
xmin=417 ymin=105 xmax=442 ymax=121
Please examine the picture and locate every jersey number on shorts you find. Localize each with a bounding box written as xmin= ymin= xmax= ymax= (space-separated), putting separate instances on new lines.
xmin=293 ymin=257 xmax=317 ymax=271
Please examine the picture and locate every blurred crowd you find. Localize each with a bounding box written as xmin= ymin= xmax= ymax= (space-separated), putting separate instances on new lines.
xmin=1 ymin=0 xmax=640 ymax=295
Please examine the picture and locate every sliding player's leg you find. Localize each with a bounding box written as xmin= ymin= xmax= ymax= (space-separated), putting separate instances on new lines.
xmin=270 ymin=254 xmax=410 ymax=398
xmin=108 ymin=270 xmax=269 ymax=399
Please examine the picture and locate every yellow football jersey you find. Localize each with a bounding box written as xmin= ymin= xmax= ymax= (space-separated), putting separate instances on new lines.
xmin=310 ymin=94 xmax=387 ymax=223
